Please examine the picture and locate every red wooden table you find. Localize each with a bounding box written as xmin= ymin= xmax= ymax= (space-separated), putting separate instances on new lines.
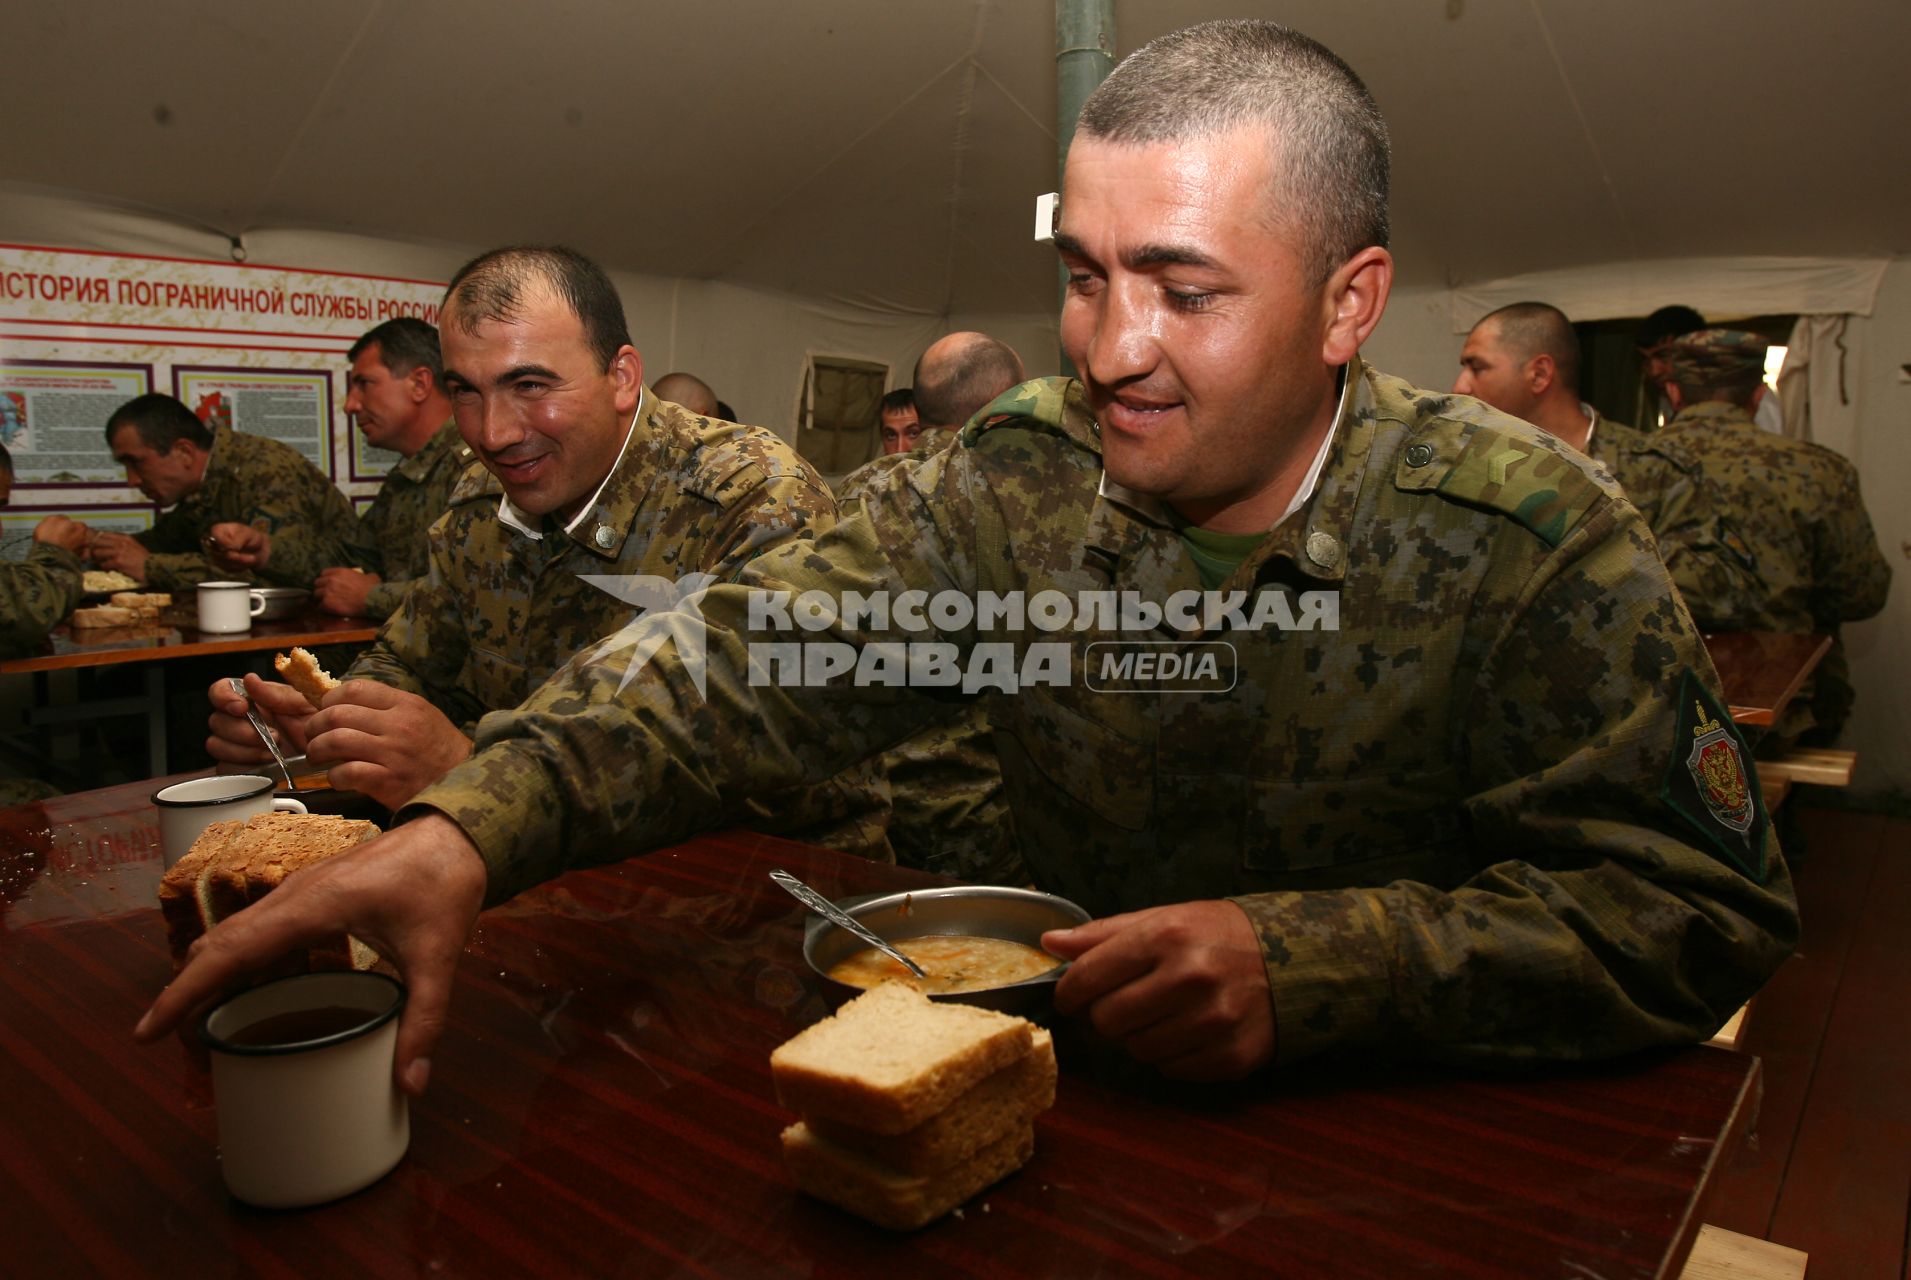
xmin=0 ymin=779 xmax=1762 ymax=1278
xmin=1702 ymin=632 xmax=1832 ymax=729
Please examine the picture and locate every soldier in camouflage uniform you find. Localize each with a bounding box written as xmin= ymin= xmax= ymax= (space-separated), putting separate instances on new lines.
xmin=212 ymin=319 xmax=473 ymax=620
xmin=87 ymin=393 xmax=359 ymax=593
xmin=145 ymin=23 xmax=1795 ymax=1090
xmin=206 ymin=247 xmax=890 ymax=861
xmin=1454 ymin=302 xmax=1650 ymax=479
xmin=1629 ymin=329 xmax=1891 ymax=745
xmin=836 ymin=332 xmax=1030 ymax=883
xmin=0 ymin=514 xmax=87 ymax=659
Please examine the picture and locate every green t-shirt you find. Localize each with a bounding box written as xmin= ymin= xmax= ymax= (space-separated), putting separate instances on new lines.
xmin=1179 ymin=523 xmax=1270 ymax=590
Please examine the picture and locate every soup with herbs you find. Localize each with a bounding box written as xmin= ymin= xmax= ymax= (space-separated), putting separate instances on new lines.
xmin=826 ymin=935 xmax=1061 ymax=994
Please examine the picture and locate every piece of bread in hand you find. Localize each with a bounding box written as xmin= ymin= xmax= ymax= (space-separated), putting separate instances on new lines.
xmin=70 ymin=605 xmax=138 ymax=628
xmin=274 ymin=646 xmax=340 ymax=709
xmin=158 ymin=811 xmax=381 ymax=970
xmin=771 ymin=981 xmax=1034 ymax=1135
xmin=781 ymin=1118 xmax=1035 ymax=1232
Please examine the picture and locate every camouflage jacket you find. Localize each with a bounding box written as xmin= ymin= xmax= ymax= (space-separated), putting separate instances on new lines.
xmin=269 ymin=420 xmax=472 ymax=619
xmin=1624 ymin=400 xmax=1891 ymax=741
xmin=356 ymin=391 xmax=892 ymax=860
xmin=0 ymin=542 xmax=83 ymax=658
xmin=835 ymin=423 xmax=1017 ymax=882
xmin=412 ymin=359 xmax=1796 ymax=1067
xmin=133 ymin=423 xmax=359 ymax=592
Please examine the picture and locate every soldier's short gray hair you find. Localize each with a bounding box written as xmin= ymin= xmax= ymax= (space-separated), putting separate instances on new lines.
xmin=1076 ymin=20 xmax=1390 ymax=287
xmin=1480 ymin=302 xmax=1581 ymax=396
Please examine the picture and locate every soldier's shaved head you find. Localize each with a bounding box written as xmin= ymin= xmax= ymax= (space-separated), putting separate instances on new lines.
xmin=1076 ymin=19 xmax=1389 ymax=286
xmin=912 ymin=333 xmax=1026 ymax=431
xmin=442 ymin=246 xmax=633 ymax=372
xmin=653 ymin=372 xmax=719 ymax=417
xmin=1478 ymin=302 xmax=1580 ymax=396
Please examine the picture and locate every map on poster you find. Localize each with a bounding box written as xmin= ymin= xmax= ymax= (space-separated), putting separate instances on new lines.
xmin=0 ymin=243 xmax=443 ymax=510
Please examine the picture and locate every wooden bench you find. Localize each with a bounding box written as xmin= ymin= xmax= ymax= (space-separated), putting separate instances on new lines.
xmin=1678 ymin=1224 xmax=1807 ymax=1279
xmin=1757 ymin=749 xmax=1856 ymax=789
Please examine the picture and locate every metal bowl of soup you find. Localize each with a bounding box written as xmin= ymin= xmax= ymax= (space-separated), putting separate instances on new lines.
xmin=800 ymin=885 xmax=1090 ymax=1019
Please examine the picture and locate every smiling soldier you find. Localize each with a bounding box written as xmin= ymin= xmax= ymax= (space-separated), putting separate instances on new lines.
xmin=148 ymin=24 xmax=1795 ymax=1094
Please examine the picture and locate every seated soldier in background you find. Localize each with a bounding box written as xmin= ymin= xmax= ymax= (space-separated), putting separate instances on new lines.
xmin=1634 ymin=328 xmax=1891 ymax=747
xmin=211 ymin=318 xmax=471 ymax=619
xmin=1453 ymin=302 xmax=1645 ymax=474
xmin=148 ymin=23 xmax=1795 ymax=1093
xmin=207 ymin=244 xmax=890 ymax=858
xmin=875 ymin=387 xmax=920 ymax=455
xmin=87 ymin=393 xmax=358 ymax=592
xmin=0 ymin=444 xmax=88 ymax=657
xmin=835 ymin=331 xmax=1029 ymax=882
xmin=652 ymin=371 xmax=721 ymax=418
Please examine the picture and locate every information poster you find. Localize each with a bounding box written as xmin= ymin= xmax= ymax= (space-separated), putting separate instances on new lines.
xmin=174 ymin=367 xmax=333 ymax=475
xmin=0 ymin=243 xmax=444 ymax=515
xmin=0 ymin=360 xmax=153 ymax=484
xmin=350 ymin=431 xmax=404 ymax=481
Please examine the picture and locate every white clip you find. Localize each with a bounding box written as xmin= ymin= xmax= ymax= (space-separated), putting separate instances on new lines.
xmin=1033 ymin=192 xmax=1059 ymax=244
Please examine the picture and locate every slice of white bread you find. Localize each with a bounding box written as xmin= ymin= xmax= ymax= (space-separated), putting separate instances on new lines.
xmin=71 ymin=605 xmax=138 ymax=628
xmin=782 ymin=1119 xmax=1035 ymax=1231
xmin=159 ymin=811 xmax=381 ymax=971
xmin=771 ymin=982 xmax=1034 ymax=1135
xmin=274 ymin=646 xmax=339 ymax=709
xmin=805 ymin=1027 xmax=1054 ymax=1176
xmin=108 ymin=592 xmax=171 ymax=609
xmin=81 ymin=569 xmax=139 ymax=593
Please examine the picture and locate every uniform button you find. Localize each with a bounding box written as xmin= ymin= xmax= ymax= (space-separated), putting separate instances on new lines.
xmin=1406 ymin=443 xmax=1435 ymax=467
xmin=1305 ymin=531 xmax=1340 ymax=568
xmin=593 ymin=526 xmax=616 ymax=549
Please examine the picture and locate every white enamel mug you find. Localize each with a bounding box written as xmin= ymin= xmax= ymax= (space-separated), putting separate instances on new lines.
xmin=153 ymin=774 xmax=306 ymax=867
xmin=197 ymin=580 xmax=263 ymax=633
xmin=202 ymin=971 xmax=410 ymax=1208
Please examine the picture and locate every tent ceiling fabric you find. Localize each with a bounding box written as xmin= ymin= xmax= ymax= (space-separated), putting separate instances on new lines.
xmin=4 ymin=0 xmax=1906 ymax=313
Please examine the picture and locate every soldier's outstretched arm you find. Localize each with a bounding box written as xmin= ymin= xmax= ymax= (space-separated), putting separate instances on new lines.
xmin=1814 ymin=461 xmax=1892 ymax=622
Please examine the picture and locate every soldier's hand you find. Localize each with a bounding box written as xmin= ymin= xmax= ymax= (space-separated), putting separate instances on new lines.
xmin=88 ymin=531 xmax=149 ymax=581
xmin=33 ymin=515 xmax=90 ymax=554
xmin=314 ymin=566 xmax=381 ymax=617
xmin=135 ymin=812 xmax=487 ymax=1097
xmin=1044 ymin=900 xmax=1275 ymax=1080
xmin=306 ymin=680 xmax=473 ymax=810
xmin=208 ymin=522 xmax=270 ymax=571
xmin=207 ymin=673 xmax=316 ymax=764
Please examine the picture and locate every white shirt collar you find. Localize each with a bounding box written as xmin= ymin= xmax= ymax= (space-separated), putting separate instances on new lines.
xmin=496 ymin=388 xmax=647 ymax=540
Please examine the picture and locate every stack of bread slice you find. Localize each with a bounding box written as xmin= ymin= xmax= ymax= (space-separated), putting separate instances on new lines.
xmin=71 ymin=591 xmax=171 ymax=628
xmin=772 ymin=982 xmax=1056 ymax=1230
xmin=158 ymin=811 xmax=381 ymax=971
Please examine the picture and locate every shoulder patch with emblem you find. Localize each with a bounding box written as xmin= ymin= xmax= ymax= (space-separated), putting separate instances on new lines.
xmin=960 ymin=376 xmax=1101 ymax=455
xmin=1660 ymin=668 xmax=1769 ymax=882
xmin=1433 ymin=428 xmax=1604 ymax=547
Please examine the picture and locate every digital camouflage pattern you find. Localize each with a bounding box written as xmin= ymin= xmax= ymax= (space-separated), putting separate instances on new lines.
xmin=133 ymin=423 xmax=359 ymax=592
xmin=355 ymin=390 xmax=892 ymax=861
xmin=268 ymin=419 xmax=472 ymax=618
xmin=1663 ymin=328 xmax=1769 ymax=385
xmin=1582 ymin=405 xmax=1647 ymax=479
xmin=835 ymin=422 xmax=1018 ymax=883
xmin=1623 ymin=399 xmax=1890 ymax=742
xmin=0 ymin=541 xmax=84 ymax=658
xmin=412 ymin=358 xmax=1797 ymax=1066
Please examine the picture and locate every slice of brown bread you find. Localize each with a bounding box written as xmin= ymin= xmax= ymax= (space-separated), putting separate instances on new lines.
xmin=781 ymin=1119 xmax=1035 ymax=1231
xmin=157 ymin=819 xmax=247 ymax=966
xmin=770 ymin=982 xmax=1033 ymax=1135
xmin=805 ymin=1027 xmax=1055 ymax=1176
xmin=71 ymin=605 xmax=138 ymax=628
xmin=108 ymin=592 xmax=171 ymax=609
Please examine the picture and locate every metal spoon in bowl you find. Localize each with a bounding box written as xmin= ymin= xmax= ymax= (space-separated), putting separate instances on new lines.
xmin=769 ymin=869 xmax=929 ymax=980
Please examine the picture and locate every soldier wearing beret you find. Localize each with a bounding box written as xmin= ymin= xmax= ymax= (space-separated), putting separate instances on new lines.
xmin=146 ymin=22 xmax=1797 ymax=1092
xmin=1631 ymin=328 xmax=1891 ymax=745
xmin=87 ymin=393 xmax=359 ymax=592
